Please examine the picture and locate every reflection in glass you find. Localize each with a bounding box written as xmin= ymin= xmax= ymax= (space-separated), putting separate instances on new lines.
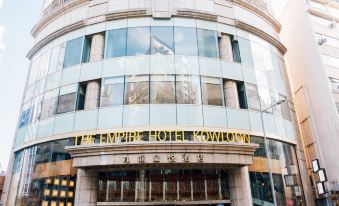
xmin=197 ymin=29 xmax=219 ymax=58
xmin=176 ymin=75 xmax=201 ymax=104
xmin=150 ymin=75 xmax=175 ymax=104
xmin=125 ymin=75 xmax=149 ymax=104
xmin=106 ymin=28 xmax=127 ymax=58
xmin=41 ymin=89 xmax=59 ymax=119
xmin=101 ymin=77 xmax=124 ymax=107
xmin=245 ymin=83 xmax=261 ymax=111
xmin=151 ymin=27 xmax=174 ymax=55
xmin=201 ymin=76 xmax=223 ymax=106
xmin=174 ymin=27 xmax=198 ymax=56
xmin=47 ymin=43 xmax=66 ymax=75
xmin=63 ymin=37 xmax=84 ymax=68
xmin=56 ymin=84 xmax=77 ymax=114
xmin=126 ymin=27 xmax=151 ymax=56
xmin=13 ymin=139 xmax=76 ymax=206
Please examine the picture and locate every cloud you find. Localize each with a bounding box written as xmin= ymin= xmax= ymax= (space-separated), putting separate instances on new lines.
xmin=0 ymin=0 xmax=3 ymax=10
xmin=0 ymin=26 xmax=5 ymax=65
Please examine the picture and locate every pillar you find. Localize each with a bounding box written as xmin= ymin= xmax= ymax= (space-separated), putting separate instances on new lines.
xmin=84 ymin=81 xmax=100 ymax=110
xmin=219 ymin=34 xmax=233 ymax=62
xmin=74 ymin=169 xmax=98 ymax=206
xmin=228 ymin=166 xmax=253 ymax=206
xmin=224 ymin=81 xmax=240 ymax=108
xmin=84 ymin=33 xmax=104 ymax=110
xmin=137 ymin=170 xmax=146 ymax=201
xmin=89 ymin=33 xmax=104 ymax=62
xmin=219 ymin=34 xmax=240 ymax=108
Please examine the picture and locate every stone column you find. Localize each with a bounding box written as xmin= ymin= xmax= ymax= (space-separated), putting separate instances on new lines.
xmin=219 ymin=34 xmax=233 ymax=62
xmin=228 ymin=166 xmax=253 ymax=206
xmin=224 ymin=81 xmax=240 ymax=108
xmin=219 ymin=33 xmax=240 ymax=108
xmin=84 ymin=81 xmax=100 ymax=110
xmin=84 ymin=33 xmax=104 ymax=110
xmin=89 ymin=33 xmax=104 ymax=62
xmin=74 ymin=169 xmax=98 ymax=206
xmin=138 ymin=170 xmax=146 ymax=201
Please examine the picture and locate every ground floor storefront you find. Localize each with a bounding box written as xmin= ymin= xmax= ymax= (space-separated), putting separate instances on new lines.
xmin=1 ymin=133 xmax=306 ymax=206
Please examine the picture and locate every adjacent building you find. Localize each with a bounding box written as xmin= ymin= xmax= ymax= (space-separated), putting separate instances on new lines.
xmin=0 ymin=0 xmax=314 ymax=205
xmin=0 ymin=172 xmax=5 ymax=199
xmin=280 ymin=0 xmax=339 ymax=205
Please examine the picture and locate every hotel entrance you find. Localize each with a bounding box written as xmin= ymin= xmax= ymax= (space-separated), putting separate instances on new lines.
xmin=97 ymin=169 xmax=231 ymax=205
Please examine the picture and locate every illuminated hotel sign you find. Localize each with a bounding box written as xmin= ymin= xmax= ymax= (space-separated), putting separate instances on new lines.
xmin=74 ymin=130 xmax=251 ymax=146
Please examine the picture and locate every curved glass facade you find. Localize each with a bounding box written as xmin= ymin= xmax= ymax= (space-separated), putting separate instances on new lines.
xmin=2 ymin=1 xmax=309 ymax=205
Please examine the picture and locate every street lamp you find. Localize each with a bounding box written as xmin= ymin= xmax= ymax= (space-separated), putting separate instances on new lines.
xmin=260 ymin=99 xmax=286 ymax=206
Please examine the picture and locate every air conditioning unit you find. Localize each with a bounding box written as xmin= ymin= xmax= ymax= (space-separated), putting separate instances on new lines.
xmin=329 ymin=21 xmax=337 ymax=29
xmin=318 ymin=37 xmax=327 ymax=45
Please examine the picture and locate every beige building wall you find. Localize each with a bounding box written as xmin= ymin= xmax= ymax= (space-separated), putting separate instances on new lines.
xmin=280 ymin=0 xmax=339 ymax=201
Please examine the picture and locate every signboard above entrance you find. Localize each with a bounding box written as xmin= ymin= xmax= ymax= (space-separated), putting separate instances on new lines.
xmin=74 ymin=130 xmax=251 ymax=146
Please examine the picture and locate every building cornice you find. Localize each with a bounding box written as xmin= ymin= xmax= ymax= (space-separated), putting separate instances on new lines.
xmin=235 ymin=20 xmax=287 ymax=54
xmin=27 ymin=20 xmax=86 ymax=59
xmin=233 ymin=0 xmax=282 ymax=32
xmin=31 ymin=0 xmax=88 ymax=38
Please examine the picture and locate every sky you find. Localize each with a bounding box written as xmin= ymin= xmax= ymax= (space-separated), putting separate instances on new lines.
xmin=0 ymin=0 xmax=43 ymax=171
xmin=0 ymin=0 xmax=287 ymax=172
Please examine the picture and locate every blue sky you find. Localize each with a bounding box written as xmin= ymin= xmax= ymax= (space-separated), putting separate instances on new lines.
xmin=0 ymin=0 xmax=43 ymax=171
xmin=0 ymin=0 xmax=287 ymax=172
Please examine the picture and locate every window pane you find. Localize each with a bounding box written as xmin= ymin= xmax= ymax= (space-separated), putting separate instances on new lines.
xmin=82 ymin=36 xmax=91 ymax=63
xmin=151 ymin=27 xmax=174 ymax=55
xmin=246 ymin=83 xmax=261 ymax=111
xmin=126 ymin=27 xmax=151 ymax=56
xmin=125 ymin=75 xmax=149 ymax=104
xmin=101 ymin=77 xmax=124 ymax=107
xmin=48 ymin=43 xmax=66 ymax=74
xmin=176 ymin=75 xmax=201 ymax=104
xmin=56 ymin=93 xmax=77 ymax=114
xmin=197 ymin=29 xmax=218 ymax=58
xmin=63 ymin=37 xmax=83 ymax=68
xmin=174 ymin=27 xmax=198 ymax=56
xmin=41 ymin=89 xmax=59 ymax=119
xmin=105 ymin=29 xmax=127 ymax=58
xmin=150 ymin=75 xmax=175 ymax=104
xmin=201 ymin=76 xmax=223 ymax=106
xmin=56 ymin=84 xmax=78 ymax=114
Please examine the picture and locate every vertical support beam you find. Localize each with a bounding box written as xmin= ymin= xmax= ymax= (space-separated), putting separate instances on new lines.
xmin=224 ymin=80 xmax=240 ymax=108
xmin=84 ymin=33 xmax=104 ymax=110
xmin=219 ymin=34 xmax=234 ymax=62
xmin=228 ymin=166 xmax=253 ymax=206
xmin=138 ymin=170 xmax=145 ymax=201
xmin=74 ymin=169 xmax=98 ymax=206
xmin=89 ymin=33 xmax=104 ymax=62
xmin=219 ymin=33 xmax=240 ymax=109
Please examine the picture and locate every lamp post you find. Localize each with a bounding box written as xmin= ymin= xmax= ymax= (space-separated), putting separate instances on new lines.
xmin=260 ymin=99 xmax=285 ymax=206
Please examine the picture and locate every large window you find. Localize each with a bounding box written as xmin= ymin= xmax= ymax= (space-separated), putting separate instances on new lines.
xmin=246 ymin=83 xmax=261 ymax=111
xmin=201 ymin=76 xmax=223 ymax=106
xmin=197 ymin=29 xmax=219 ymax=58
xmin=176 ymin=75 xmax=201 ymax=104
xmin=63 ymin=37 xmax=84 ymax=68
xmin=125 ymin=75 xmax=149 ymax=104
xmin=56 ymin=84 xmax=77 ymax=114
xmin=40 ymin=88 xmax=59 ymax=119
xmin=174 ymin=27 xmax=198 ymax=56
xmin=48 ymin=43 xmax=66 ymax=74
xmin=150 ymin=75 xmax=175 ymax=104
xmin=126 ymin=27 xmax=151 ymax=56
xmin=105 ymin=28 xmax=127 ymax=58
xmin=101 ymin=77 xmax=125 ymax=107
xmin=151 ymin=27 xmax=174 ymax=55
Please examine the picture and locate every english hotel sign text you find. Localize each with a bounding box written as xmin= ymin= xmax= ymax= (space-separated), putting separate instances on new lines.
xmin=74 ymin=130 xmax=251 ymax=145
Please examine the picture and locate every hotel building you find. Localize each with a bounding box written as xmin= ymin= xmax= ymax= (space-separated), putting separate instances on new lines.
xmin=280 ymin=0 xmax=339 ymax=205
xmin=1 ymin=0 xmax=313 ymax=205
